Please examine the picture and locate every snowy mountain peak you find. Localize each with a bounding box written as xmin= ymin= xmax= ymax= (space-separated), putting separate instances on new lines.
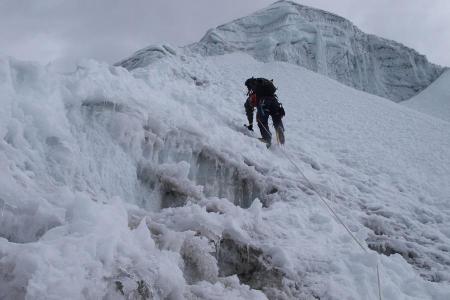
xmin=187 ymin=0 xmax=444 ymax=102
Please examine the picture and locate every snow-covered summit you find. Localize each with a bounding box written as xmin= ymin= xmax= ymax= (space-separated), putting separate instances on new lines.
xmin=188 ymin=0 xmax=444 ymax=102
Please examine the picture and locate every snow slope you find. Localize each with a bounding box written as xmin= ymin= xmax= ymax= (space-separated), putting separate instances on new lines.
xmin=187 ymin=0 xmax=444 ymax=102
xmin=403 ymin=69 xmax=450 ymax=122
xmin=1 ymin=52 xmax=450 ymax=300
xmin=116 ymin=45 xmax=178 ymax=71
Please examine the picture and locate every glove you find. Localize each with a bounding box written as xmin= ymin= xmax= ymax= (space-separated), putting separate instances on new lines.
xmin=245 ymin=124 xmax=253 ymax=131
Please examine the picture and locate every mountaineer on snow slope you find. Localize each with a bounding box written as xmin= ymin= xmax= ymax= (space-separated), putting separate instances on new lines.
xmin=244 ymin=77 xmax=285 ymax=147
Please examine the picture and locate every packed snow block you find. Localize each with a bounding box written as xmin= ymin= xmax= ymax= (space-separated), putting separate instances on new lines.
xmin=137 ymin=161 xmax=203 ymax=209
xmin=193 ymin=148 xmax=263 ymax=208
xmin=138 ymin=128 xmax=282 ymax=210
xmin=137 ymin=146 xmax=277 ymax=209
xmin=188 ymin=1 xmax=444 ymax=101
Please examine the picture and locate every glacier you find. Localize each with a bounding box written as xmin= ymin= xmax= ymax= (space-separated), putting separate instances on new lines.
xmin=186 ymin=0 xmax=444 ymax=102
xmin=1 ymin=49 xmax=450 ymax=299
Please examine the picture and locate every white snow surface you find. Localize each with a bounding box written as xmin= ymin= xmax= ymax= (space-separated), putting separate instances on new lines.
xmin=187 ymin=0 xmax=444 ymax=102
xmin=1 ymin=52 xmax=450 ymax=300
xmin=115 ymin=45 xmax=177 ymax=71
xmin=402 ymin=69 xmax=450 ymax=122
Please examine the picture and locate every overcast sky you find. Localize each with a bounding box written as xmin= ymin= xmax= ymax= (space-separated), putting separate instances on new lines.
xmin=1 ymin=0 xmax=449 ymax=70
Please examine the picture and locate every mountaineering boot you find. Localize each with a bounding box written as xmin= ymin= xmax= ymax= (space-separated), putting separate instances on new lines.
xmin=258 ymin=137 xmax=271 ymax=148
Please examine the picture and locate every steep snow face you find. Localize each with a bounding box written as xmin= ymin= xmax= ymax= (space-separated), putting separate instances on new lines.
xmin=189 ymin=0 xmax=444 ymax=102
xmin=402 ymin=69 xmax=450 ymax=122
xmin=1 ymin=53 xmax=450 ymax=299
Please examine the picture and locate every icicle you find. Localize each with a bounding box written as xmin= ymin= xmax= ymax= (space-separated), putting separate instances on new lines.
xmin=216 ymin=237 xmax=222 ymax=260
xmin=0 ymin=198 xmax=4 ymax=218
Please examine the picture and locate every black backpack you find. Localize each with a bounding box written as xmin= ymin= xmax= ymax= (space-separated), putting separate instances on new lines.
xmin=245 ymin=77 xmax=277 ymax=97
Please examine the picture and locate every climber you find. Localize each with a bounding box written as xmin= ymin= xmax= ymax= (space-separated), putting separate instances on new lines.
xmin=244 ymin=77 xmax=285 ymax=147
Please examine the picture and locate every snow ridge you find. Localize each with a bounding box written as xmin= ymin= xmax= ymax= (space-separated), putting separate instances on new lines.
xmin=187 ymin=0 xmax=444 ymax=102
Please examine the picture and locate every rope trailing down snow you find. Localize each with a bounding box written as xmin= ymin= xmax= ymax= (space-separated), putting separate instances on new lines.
xmin=377 ymin=263 xmax=382 ymax=300
xmin=279 ymin=146 xmax=383 ymax=300
xmin=256 ymin=119 xmax=383 ymax=300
